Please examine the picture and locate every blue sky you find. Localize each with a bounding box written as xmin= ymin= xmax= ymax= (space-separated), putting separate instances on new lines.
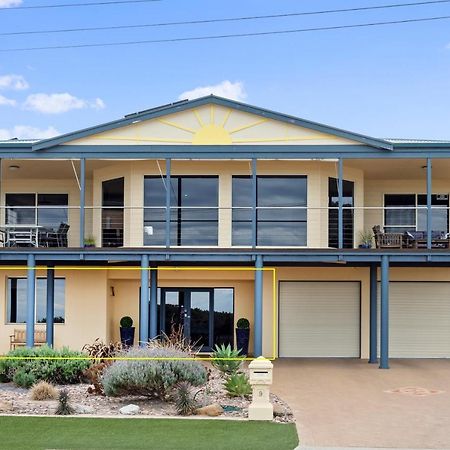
xmin=1 ymin=0 xmax=450 ymax=140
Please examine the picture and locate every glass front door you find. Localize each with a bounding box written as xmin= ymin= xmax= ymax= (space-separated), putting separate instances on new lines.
xmin=158 ymin=288 xmax=233 ymax=351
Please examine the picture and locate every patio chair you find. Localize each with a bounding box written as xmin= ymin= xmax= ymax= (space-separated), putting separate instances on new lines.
xmin=372 ymin=225 xmax=403 ymax=249
xmin=41 ymin=223 xmax=70 ymax=247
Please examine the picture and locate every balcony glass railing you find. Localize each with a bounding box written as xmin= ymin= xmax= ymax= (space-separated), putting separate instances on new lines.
xmin=0 ymin=205 xmax=448 ymax=249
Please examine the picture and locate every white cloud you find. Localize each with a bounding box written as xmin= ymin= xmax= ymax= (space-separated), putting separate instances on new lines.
xmin=0 ymin=74 xmax=29 ymax=90
xmin=0 ymin=95 xmax=16 ymax=106
xmin=0 ymin=0 xmax=22 ymax=7
xmin=0 ymin=125 xmax=59 ymax=140
xmin=24 ymin=92 xmax=106 ymax=114
xmin=178 ymin=80 xmax=247 ymax=101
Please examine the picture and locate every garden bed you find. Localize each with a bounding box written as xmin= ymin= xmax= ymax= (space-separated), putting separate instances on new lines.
xmin=0 ymin=365 xmax=294 ymax=423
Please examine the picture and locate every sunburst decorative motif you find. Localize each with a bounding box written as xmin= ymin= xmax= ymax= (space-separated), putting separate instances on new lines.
xmin=89 ymin=104 xmax=343 ymax=145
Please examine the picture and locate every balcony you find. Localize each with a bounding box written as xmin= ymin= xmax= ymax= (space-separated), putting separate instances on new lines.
xmin=0 ymin=204 xmax=447 ymax=251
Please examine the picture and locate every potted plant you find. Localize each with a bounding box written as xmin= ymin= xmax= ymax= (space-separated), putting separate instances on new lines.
xmin=84 ymin=236 xmax=96 ymax=248
xmin=235 ymin=318 xmax=250 ymax=356
xmin=358 ymin=230 xmax=373 ymax=249
xmin=120 ymin=316 xmax=135 ymax=346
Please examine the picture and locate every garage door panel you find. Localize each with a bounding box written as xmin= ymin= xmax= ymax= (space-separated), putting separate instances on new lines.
xmin=378 ymin=282 xmax=450 ymax=358
xmin=280 ymin=281 xmax=360 ymax=357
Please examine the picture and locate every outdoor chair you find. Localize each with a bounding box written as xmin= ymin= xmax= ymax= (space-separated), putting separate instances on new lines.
xmin=40 ymin=223 xmax=70 ymax=247
xmin=372 ymin=225 xmax=404 ymax=249
xmin=9 ymin=329 xmax=46 ymax=350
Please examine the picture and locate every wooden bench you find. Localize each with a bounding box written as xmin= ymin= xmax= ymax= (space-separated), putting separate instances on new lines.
xmin=9 ymin=329 xmax=46 ymax=350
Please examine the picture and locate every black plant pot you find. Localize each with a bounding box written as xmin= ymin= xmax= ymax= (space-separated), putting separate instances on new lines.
xmin=236 ymin=328 xmax=250 ymax=356
xmin=120 ymin=327 xmax=135 ymax=346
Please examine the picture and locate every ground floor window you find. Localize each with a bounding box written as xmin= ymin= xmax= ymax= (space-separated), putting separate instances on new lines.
xmin=384 ymin=193 xmax=449 ymax=233
xmin=6 ymin=278 xmax=66 ymax=324
xmin=156 ymin=287 xmax=234 ymax=350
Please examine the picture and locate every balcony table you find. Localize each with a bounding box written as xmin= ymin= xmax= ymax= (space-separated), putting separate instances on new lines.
xmin=1 ymin=224 xmax=44 ymax=247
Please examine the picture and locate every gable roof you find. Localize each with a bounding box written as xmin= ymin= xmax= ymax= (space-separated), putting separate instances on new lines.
xmin=32 ymin=95 xmax=394 ymax=151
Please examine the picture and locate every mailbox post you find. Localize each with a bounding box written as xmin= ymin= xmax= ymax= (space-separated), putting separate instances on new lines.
xmin=248 ymin=356 xmax=273 ymax=421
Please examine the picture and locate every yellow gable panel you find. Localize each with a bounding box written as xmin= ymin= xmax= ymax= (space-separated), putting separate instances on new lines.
xmin=67 ymin=104 xmax=358 ymax=146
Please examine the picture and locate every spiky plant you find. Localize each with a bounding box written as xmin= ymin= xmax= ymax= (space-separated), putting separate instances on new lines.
xmin=211 ymin=344 xmax=244 ymax=376
xmin=173 ymin=381 xmax=198 ymax=416
xmin=224 ymin=373 xmax=252 ymax=398
xmin=55 ymin=389 xmax=75 ymax=415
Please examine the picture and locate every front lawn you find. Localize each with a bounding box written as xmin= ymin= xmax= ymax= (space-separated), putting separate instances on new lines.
xmin=0 ymin=416 xmax=299 ymax=450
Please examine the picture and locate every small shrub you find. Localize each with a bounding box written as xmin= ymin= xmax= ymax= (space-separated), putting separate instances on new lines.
xmin=13 ymin=370 xmax=36 ymax=388
xmin=30 ymin=381 xmax=58 ymax=401
xmin=151 ymin=323 xmax=199 ymax=355
xmin=84 ymin=362 xmax=108 ymax=395
xmin=120 ymin=316 xmax=133 ymax=328
xmin=1 ymin=346 xmax=91 ymax=387
xmin=101 ymin=347 xmax=207 ymax=399
xmin=236 ymin=318 xmax=250 ymax=329
xmin=211 ymin=344 xmax=243 ymax=376
xmin=224 ymin=373 xmax=252 ymax=398
xmin=173 ymin=381 xmax=198 ymax=416
xmin=82 ymin=338 xmax=122 ymax=362
xmin=55 ymin=389 xmax=74 ymax=415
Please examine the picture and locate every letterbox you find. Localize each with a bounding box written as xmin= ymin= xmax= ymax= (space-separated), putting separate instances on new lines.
xmin=248 ymin=357 xmax=273 ymax=421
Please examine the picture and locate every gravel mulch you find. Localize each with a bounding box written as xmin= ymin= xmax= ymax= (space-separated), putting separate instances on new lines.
xmin=0 ymin=366 xmax=294 ymax=423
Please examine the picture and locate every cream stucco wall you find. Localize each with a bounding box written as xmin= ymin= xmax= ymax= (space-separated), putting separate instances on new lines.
xmin=0 ymin=269 xmax=108 ymax=354
xmin=3 ymin=266 xmax=450 ymax=358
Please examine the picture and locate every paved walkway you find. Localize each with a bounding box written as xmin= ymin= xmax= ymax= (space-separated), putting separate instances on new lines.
xmin=272 ymin=359 xmax=450 ymax=449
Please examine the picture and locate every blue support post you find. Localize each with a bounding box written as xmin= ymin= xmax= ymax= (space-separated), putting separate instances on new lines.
xmin=251 ymin=159 xmax=257 ymax=248
xmin=26 ymin=254 xmax=36 ymax=348
xmin=426 ymin=158 xmax=432 ymax=250
xmin=254 ymin=255 xmax=263 ymax=357
xmin=165 ymin=158 xmax=171 ymax=248
xmin=149 ymin=263 xmax=158 ymax=339
xmin=139 ymin=255 xmax=149 ymax=345
xmin=79 ymin=158 xmax=86 ymax=248
xmin=338 ymin=158 xmax=344 ymax=249
xmin=380 ymin=255 xmax=390 ymax=369
xmin=369 ymin=264 xmax=378 ymax=364
xmin=46 ymin=266 xmax=55 ymax=348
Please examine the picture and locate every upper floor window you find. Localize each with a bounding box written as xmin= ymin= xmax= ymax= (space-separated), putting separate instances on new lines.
xmin=7 ymin=277 xmax=66 ymax=324
xmin=6 ymin=193 xmax=68 ymax=232
xmin=232 ymin=176 xmax=307 ymax=246
xmin=384 ymin=193 xmax=449 ymax=233
xmin=144 ymin=176 xmax=218 ymax=246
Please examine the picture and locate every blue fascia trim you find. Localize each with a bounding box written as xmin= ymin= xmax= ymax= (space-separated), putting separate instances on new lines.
xmin=2 ymin=249 xmax=450 ymax=263
xmin=5 ymin=144 xmax=450 ymax=159
xmin=31 ymin=95 xmax=393 ymax=151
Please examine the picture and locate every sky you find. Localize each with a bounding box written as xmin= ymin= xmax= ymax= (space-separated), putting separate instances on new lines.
xmin=1 ymin=0 xmax=450 ymax=140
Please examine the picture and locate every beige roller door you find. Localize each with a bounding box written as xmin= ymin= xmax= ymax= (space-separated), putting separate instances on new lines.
xmin=279 ymin=281 xmax=360 ymax=357
xmin=381 ymin=282 xmax=450 ymax=358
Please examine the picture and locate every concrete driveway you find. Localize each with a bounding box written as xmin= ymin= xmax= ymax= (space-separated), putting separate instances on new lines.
xmin=272 ymin=359 xmax=450 ymax=449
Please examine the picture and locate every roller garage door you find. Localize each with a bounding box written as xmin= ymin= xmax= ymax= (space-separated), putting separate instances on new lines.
xmin=279 ymin=281 xmax=360 ymax=357
xmin=380 ymin=282 xmax=450 ymax=358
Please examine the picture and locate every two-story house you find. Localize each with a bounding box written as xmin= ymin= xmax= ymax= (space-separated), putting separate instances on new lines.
xmin=1 ymin=95 xmax=450 ymax=368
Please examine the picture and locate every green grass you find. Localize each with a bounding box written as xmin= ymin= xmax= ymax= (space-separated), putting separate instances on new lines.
xmin=0 ymin=416 xmax=299 ymax=450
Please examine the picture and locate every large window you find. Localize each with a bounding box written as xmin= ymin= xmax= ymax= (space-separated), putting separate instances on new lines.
xmin=144 ymin=176 xmax=219 ymax=246
xmin=232 ymin=176 xmax=307 ymax=246
xmin=6 ymin=193 xmax=68 ymax=231
xmin=7 ymin=278 xmax=66 ymax=324
xmin=384 ymin=194 xmax=449 ymax=233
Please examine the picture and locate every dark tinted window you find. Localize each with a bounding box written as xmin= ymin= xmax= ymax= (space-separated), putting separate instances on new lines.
xmin=144 ymin=176 xmax=218 ymax=246
xmin=232 ymin=176 xmax=307 ymax=246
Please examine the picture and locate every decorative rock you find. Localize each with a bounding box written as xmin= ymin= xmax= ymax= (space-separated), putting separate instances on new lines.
xmin=119 ymin=404 xmax=140 ymax=415
xmin=73 ymin=404 xmax=95 ymax=414
xmin=195 ymin=403 xmax=223 ymax=417
xmin=0 ymin=401 xmax=13 ymax=412
xmin=273 ymin=404 xmax=285 ymax=417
